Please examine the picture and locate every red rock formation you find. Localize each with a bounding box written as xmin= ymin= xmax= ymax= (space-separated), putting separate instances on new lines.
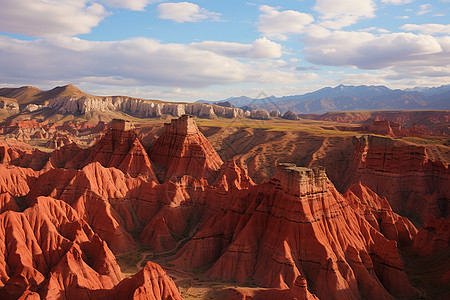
xmin=364 ymin=120 xmax=396 ymax=137
xmin=140 ymin=217 xmax=176 ymax=252
xmin=27 ymin=162 xmax=139 ymax=253
xmin=214 ymin=159 xmax=255 ymax=191
xmin=0 ymin=192 xmax=19 ymax=213
xmin=0 ymin=191 xmax=181 ymax=299
xmin=344 ymin=182 xmax=417 ymax=246
xmin=348 ymin=135 xmax=449 ymax=221
xmin=45 ymin=119 xmax=158 ymax=180
xmin=150 ymin=115 xmax=223 ymax=182
xmin=298 ymin=111 xmax=449 ymax=134
xmin=0 ymin=140 xmax=49 ymax=170
xmin=96 ymin=261 xmax=182 ymax=300
xmin=360 ymin=119 xmax=441 ymax=137
xmin=413 ymin=215 xmax=450 ymax=256
xmin=0 ymin=164 xmax=38 ymax=197
xmin=45 ymin=134 xmax=74 ymax=149
xmin=82 ymin=119 xmax=157 ymax=179
xmin=172 ymin=163 xmax=418 ymax=299
xmin=0 ymin=196 xmax=122 ymax=299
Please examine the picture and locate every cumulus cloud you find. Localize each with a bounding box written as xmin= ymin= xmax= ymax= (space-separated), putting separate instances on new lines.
xmin=401 ymin=23 xmax=450 ymax=34
xmin=257 ymin=5 xmax=314 ymax=40
xmin=303 ymin=30 xmax=450 ymax=81
xmin=157 ymin=2 xmax=221 ymax=23
xmin=314 ymin=0 xmax=376 ymax=29
xmin=305 ymin=31 xmax=443 ymax=68
xmin=0 ymin=35 xmax=298 ymax=88
xmin=0 ymin=0 xmax=108 ymax=37
xmin=191 ymin=37 xmax=282 ymax=59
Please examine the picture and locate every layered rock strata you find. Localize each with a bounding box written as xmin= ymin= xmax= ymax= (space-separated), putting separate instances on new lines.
xmin=150 ymin=115 xmax=223 ymax=181
xmin=172 ymin=163 xmax=418 ymax=299
xmin=46 ymin=96 xmax=243 ymax=119
xmin=349 ymin=135 xmax=449 ymax=221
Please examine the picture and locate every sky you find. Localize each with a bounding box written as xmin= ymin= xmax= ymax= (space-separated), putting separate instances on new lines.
xmin=0 ymin=0 xmax=449 ymax=102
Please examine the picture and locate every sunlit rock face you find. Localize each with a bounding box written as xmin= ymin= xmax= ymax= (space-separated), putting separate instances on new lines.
xmin=150 ymin=114 xmax=223 ymax=181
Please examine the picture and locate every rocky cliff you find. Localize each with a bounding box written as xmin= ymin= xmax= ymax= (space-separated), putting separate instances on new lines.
xmin=349 ymin=135 xmax=449 ymax=221
xmin=45 ymin=95 xmax=243 ymax=119
xmin=171 ymin=163 xmax=418 ymax=299
xmin=150 ymin=115 xmax=223 ymax=182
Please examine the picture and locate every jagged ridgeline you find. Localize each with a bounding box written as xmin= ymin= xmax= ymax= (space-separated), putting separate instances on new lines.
xmin=1 ymin=115 xmax=448 ymax=299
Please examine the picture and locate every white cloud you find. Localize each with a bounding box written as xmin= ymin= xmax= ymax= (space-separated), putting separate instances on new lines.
xmin=303 ymin=31 xmax=444 ymax=69
xmin=157 ymin=2 xmax=221 ymax=23
xmin=99 ymin=0 xmax=152 ymax=11
xmin=314 ymin=0 xmax=376 ymax=29
xmin=359 ymin=27 xmax=390 ymax=33
xmin=257 ymin=5 xmax=314 ymax=40
xmin=191 ymin=37 xmax=282 ymax=59
xmin=418 ymin=4 xmax=432 ymax=15
xmin=0 ymin=36 xmax=298 ymax=88
xmin=381 ymin=0 xmax=414 ymax=4
xmin=401 ymin=23 xmax=450 ymax=34
xmin=0 ymin=0 xmax=108 ymax=37
xmin=397 ymin=15 xmax=410 ymax=19
xmin=248 ymin=37 xmax=283 ymax=58
xmin=302 ymin=30 xmax=450 ymax=85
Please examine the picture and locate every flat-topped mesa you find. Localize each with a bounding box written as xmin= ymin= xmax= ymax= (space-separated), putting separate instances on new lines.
xmin=163 ymin=114 xmax=197 ymax=135
xmin=150 ymin=115 xmax=223 ymax=181
xmin=109 ymin=118 xmax=134 ymax=131
xmin=274 ymin=163 xmax=328 ymax=196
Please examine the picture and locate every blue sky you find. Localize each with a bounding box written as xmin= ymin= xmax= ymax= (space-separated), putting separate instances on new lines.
xmin=0 ymin=0 xmax=449 ymax=101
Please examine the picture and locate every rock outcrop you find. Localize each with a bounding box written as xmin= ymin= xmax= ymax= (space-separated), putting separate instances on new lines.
xmin=282 ymin=110 xmax=299 ymax=120
xmin=0 ymin=196 xmax=123 ymax=299
xmin=250 ymin=110 xmax=271 ymax=120
xmin=0 ymin=97 xmax=19 ymax=115
xmin=94 ymin=261 xmax=182 ymax=300
xmin=26 ymin=162 xmax=141 ymax=253
xmin=344 ymin=182 xmax=417 ymax=246
xmin=47 ymin=119 xmax=158 ymax=180
xmin=171 ymin=163 xmax=418 ymax=299
xmin=349 ymin=135 xmax=449 ymax=221
xmin=413 ymin=215 xmax=450 ymax=256
xmin=150 ymin=115 xmax=223 ymax=182
xmin=270 ymin=110 xmax=281 ymax=118
xmin=46 ymin=95 xmax=243 ymax=119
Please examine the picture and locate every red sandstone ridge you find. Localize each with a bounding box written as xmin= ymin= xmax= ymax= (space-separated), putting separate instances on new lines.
xmin=413 ymin=215 xmax=450 ymax=256
xmin=348 ymin=135 xmax=449 ymax=221
xmin=0 ymin=196 xmax=183 ymax=300
xmin=82 ymin=119 xmax=157 ymax=179
xmin=361 ymin=119 xmax=440 ymax=137
xmin=150 ymin=115 xmax=223 ymax=182
xmin=0 ymin=196 xmax=122 ymax=299
xmin=26 ymin=162 xmax=142 ymax=253
xmin=171 ymin=163 xmax=418 ymax=299
xmin=95 ymin=261 xmax=182 ymax=300
xmin=344 ymin=182 xmax=417 ymax=247
xmin=46 ymin=119 xmax=158 ymax=180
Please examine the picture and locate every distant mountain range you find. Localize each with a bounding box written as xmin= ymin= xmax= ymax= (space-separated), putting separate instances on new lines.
xmin=197 ymin=84 xmax=450 ymax=113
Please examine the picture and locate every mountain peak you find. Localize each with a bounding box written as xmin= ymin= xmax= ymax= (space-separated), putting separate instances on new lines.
xmin=43 ymin=84 xmax=86 ymax=99
xmin=150 ymin=114 xmax=223 ymax=181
